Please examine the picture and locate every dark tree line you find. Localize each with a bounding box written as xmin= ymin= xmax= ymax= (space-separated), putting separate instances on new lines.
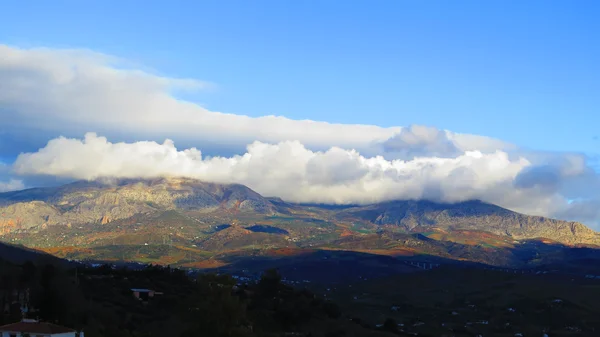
xmin=2 ymin=260 xmax=392 ymax=337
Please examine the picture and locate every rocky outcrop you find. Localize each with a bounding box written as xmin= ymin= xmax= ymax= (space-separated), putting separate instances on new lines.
xmin=0 ymin=178 xmax=277 ymax=235
xmin=0 ymin=201 xmax=62 ymax=233
xmin=100 ymin=215 xmax=112 ymax=225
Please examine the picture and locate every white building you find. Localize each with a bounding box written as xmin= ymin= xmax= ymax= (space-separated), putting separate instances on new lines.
xmin=131 ymin=288 xmax=164 ymax=301
xmin=0 ymin=319 xmax=82 ymax=337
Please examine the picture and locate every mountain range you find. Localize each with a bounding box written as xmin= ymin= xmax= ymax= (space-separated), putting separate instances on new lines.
xmin=0 ymin=177 xmax=598 ymax=269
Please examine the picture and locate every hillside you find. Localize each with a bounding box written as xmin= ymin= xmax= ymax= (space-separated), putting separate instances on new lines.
xmin=0 ymin=178 xmax=599 ymax=268
xmin=0 ymin=178 xmax=276 ymax=233
xmin=0 ymin=241 xmax=62 ymax=265
xmin=338 ymin=200 xmax=600 ymax=245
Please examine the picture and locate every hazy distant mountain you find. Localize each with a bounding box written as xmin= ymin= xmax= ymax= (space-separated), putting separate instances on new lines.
xmin=0 ymin=178 xmax=598 ymax=267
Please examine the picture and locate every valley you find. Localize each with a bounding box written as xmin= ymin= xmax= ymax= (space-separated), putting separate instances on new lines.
xmin=2 ymin=178 xmax=600 ymax=337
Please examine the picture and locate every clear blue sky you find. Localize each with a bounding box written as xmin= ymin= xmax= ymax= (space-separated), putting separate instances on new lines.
xmin=1 ymin=0 xmax=599 ymax=154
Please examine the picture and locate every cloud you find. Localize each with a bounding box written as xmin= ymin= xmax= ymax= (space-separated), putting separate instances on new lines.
xmin=382 ymin=125 xmax=463 ymax=158
xmin=0 ymin=44 xmax=404 ymax=156
xmin=0 ymin=45 xmax=516 ymax=158
xmin=2 ymin=44 xmax=600 ymax=227
xmin=380 ymin=124 xmax=515 ymax=159
xmin=14 ymin=133 xmax=599 ymax=227
xmin=0 ymin=162 xmax=24 ymax=192
xmin=554 ymin=198 xmax=600 ymax=225
xmin=514 ymin=154 xmax=586 ymax=191
xmin=0 ymin=179 xmax=25 ymax=192
xmin=13 ymin=133 xmax=528 ymax=205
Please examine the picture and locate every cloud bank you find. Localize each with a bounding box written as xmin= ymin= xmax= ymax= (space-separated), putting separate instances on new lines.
xmin=15 ymin=133 xmax=527 ymax=205
xmin=0 ymin=45 xmax=513 ymax=157
xmin=13 ymin=133 xmax=600 ymax=225
xmin=1 ymin=44 xmax=600 ymax=226
xmin=0 ymin=44 xmax=401 ymax=155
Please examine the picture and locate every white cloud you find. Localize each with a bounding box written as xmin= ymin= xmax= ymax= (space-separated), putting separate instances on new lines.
xmin=382 ymin=125 xmax=466 ymax=159
xmin=1 ymin=44 xmax=599 ymax=227
xmin=0 ymin=162 xmax=24 ymax=192
xmin=0 ymin=179 xmax=25 ymax=192
xmin=0 ymin=44 xmax=403 ymax=154
xmin=0 ymin=45 xmax=515 ymax=157
xmin=13 ymin=133 xmax=528 ymax=205
xmin=13 ymin=133 xmax=598 ymax=226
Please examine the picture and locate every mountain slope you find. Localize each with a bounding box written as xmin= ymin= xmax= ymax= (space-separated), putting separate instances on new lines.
xmin=0 ymin=178 xmax=276 ymax=233
xmin=1 ymin=178 xmax=599 ymax=268
xmin=0 ymin=241 xmax=64 ymax=265
xmin=337 ymin=200 xmax=600 ymax=245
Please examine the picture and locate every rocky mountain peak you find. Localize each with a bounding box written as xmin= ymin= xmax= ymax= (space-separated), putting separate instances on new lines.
xmin=0 ymin=178 xmax=276 ymax=234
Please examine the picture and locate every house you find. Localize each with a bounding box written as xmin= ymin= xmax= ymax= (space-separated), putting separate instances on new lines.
xmin=131 ymin=288 xmax=163 ymax=301
xmin=0 ymin=319 xmax=82 ymax=337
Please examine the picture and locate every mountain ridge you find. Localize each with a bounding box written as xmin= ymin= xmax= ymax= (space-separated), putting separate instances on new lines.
xmin=337 ymin=199 xmax=598 ymax=245
xmin=0 ymin=178 xmax=277 ymax=232
xmin=0 ymin=178 xmax=598 ymax=267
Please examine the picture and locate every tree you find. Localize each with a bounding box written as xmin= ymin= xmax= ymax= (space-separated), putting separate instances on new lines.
xmin=258 ymin=268 xmax=281 ymax=297
xmin=383 ymin=318 xmax=398 ymax=333
xmin=20 ymin=261 xmax=37 ymax=285
xmin=35 ymin=264 xmax=85 ymax=326
xmin=182 ymin=274 xmax=250 ymax=337
xmin=323 ymin=301 xmax=342 ymax=319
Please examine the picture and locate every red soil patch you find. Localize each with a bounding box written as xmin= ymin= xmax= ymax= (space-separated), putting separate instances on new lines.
xmin=154 ymin=255 xmax=186 ymax=265
xmin=182 ymin=259 xmax=229 ymax=269
xmin=320 ymin=247 xmax=416 ymax=257
xmin=40 ymin=246 xmax=93 ymax=255
xmin=340 ymin=229 xmax=356 ymax=237
xmin=265 ymin=248 xmax=314 ymax=257
xmin=356 ymin=248 xmax=416 ymax=256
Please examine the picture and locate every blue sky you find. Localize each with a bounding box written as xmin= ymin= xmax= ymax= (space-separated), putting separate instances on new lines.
xmin=2 ymin=1 xmax=600 ymax=225
xmin=1 ymin=0 xmax=598 ymax=154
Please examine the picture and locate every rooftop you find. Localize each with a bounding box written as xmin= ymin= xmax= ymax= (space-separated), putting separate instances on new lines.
xmin=0 ymin=319 xmax=76 ymax=334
